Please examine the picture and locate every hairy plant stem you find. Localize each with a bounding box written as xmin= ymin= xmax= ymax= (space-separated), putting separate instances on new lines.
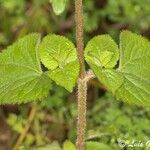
xmin=75 ymin=0 xmax=85 ymax=79
xmin=77 ymin=79 xmax=87 ymax=150
xmin=75 ymin=0 xmax=86 ymax=150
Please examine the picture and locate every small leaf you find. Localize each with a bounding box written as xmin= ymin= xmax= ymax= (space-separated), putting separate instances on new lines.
xmin=85 ymin=35 xmax=122 ymax=94
xmin=89 ymin=64 xmax=124 ymax=94
xmin=85 ymin=31 xmax=150 ymax=106
xmin=63 ymin=141 xmax=76 ymax=150
xmin=85 ymin=35 xmax=119 ymax=69
xmin=0 ymin=33 xmax=51 ymax=104
xmin=86 ymin=142 xmax=112 ymax=150
xmin=50 ymin=0 xmax=67 ymax=15
xmin=39 ymin=34 xmax=79 ymax=92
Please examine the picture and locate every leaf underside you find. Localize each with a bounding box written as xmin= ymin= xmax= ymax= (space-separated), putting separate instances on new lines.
xmin=39 ymin=34 xmax=79 ymax=92
xmin=0 ymin=34 xmax=51 ymax=104
xmin=85 ymin=31 xmax=150 ymax=106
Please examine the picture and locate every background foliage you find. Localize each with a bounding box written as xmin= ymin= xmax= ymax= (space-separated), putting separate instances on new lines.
xmin=0 ymin=0 xmax=150 ymax=149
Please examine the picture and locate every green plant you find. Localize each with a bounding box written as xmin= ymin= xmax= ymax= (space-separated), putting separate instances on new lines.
xmin=0 ymin=0 xmax=150 ymax=150
xmin=85 ymin=31 xmax=150 ymax=106
xmin=101 ymin=0 xmax=150 ymax=31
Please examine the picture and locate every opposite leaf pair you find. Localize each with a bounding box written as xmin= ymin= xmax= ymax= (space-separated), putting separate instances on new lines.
xmin=0 ymin=31 xmax=149 ymax=106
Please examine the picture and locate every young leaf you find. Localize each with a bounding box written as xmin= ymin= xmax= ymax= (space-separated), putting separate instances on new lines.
xmin=86 ymin=142 xmax=112 ymax=150
xmin=85 ymin=35 xmax=123 ymax=94
xmin=85 ymin=31 xmax=150 ymax=106
xmin=85 ymin=35 xmax=119 ymax=69
xmin=0 ymin=33 xmax=51 ymax=104
xmin=63 ymin=141 xmax=76 ymax=150
xmin=39 ymin=34 xmax=79 ymax=92
xmin=50 ymin=0 xmax=67 ymax=15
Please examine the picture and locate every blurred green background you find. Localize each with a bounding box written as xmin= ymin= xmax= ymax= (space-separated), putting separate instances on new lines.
xmin=0 ymin=0 xmax=150 ymax=149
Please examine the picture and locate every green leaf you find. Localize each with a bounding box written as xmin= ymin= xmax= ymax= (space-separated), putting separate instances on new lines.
xmin=85 ymin=31 xmax=150 ymax=106
xmin=50 ymin=0 xmax=67 ymax=15
xmin=85 ymin=35 xmax=119 ymax=69
xmin=0 ymin=33 xmax=51 ymax=104
xmin=116 ymin=31 xmax=150 ymax=106
xmin=63 ymin=141 xmax=76 ymax=150
xmin=39 ymin=34 xmax=79 ymax=92
xmin=85 ymin=35 xmax=122 ymax=94
xmin=86 ymin=142 xmax=112 ymax=150
xmin=88 ymin=65 xmax=124 ymax=94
